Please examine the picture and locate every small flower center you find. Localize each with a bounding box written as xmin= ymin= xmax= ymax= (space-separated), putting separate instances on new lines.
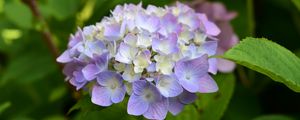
xmin=143 ymin=89 xmax=155 ymax=102
xmin=108 ymin=78 xmax=119 ymax=90
xmin=185 ymin=76 xmax=191 ymax=80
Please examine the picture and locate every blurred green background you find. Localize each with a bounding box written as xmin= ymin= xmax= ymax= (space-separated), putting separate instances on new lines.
xmin=0 ymin=0 xmax=299 ymax=120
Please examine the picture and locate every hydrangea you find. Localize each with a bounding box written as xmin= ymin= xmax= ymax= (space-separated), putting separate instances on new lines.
xmin=190 ymin=1 xmax=239 ymax=72
xmin=57 ymin=2 xmax=221 ymax=119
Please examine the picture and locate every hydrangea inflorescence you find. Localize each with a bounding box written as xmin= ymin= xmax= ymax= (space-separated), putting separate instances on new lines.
xmin=57 ymin=2 xmax=221 ymax=119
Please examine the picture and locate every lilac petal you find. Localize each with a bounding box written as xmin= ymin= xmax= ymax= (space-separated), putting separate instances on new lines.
xmin=78 ymin=40 xmax=106 ymax=58
xmin=175 ymin=55 xmax=209 ymax=92
xmin=69 ymin=78 xmax=86 ymax=90
xmin=152 ymin=33 xmax=179 ymax=55
xmin=208 ymin=58 xmax=218 ymax=75
xmin=68 ymin=28 xmax=83 ymax=47
xmin=136 ymin=13 xmax=160 ymax=33
xmin=124 ymin=33 xmax=137 ymax=47
xmin=132 ymin=80 xmax=148 ymax=95
xmin=217 ymin=58 xmax=236 ymax=73
xmin=133 ymin=49 xmax=152 ymax=73
xmin=204 ymin=21 xmax=220 ymax=36
xmin=115 ymin=43 xmax=138 ymax=64
xmin=178 ymin=10 xmax=200 ymax=31
xmin=136 ymin=33 xmax=152 ymax=48
xmin=156 ymin=75 xmax=183 ymax=97
xmin=91 ymin=85 xmax=113 ymax=106
xmin=111 ymin=85 xmax=126 ymax=103
xmin=177 ymin=78 xmax=199 ymax=93
xmin=198 ymin=14 xmax=220 ymax=36
xmin=122 ymin=65 xmax=141 ymax=82
xmin=82 ymin=64 xmax=101 ymax=81
xmin=202 ymin=41 xmax=218 ymax=56
xmin=146 ymin=62 xmax=156 ymax=72
xmin=97 ymin=71 xmax=122 ymax=87
xmin=176 ymin=54 xmax=209 ymax=77
xmin=70 ymin=71 xmax=87 ymax=90
xmin=168 ymin=97 xmax=184 ymax=115
xmin=63 ymin=62 xmax=83 ymax=78
xmin=57 ymin=50 xmax=72 ymax=63
xmin=178 ymin=90 xmax=197 ymax=104
xmin=146 ymin=16 xmax=160 ymax=32
xmin=127 ymin=93 xmax=149 ymax=115
xmin=143 ymin=97 xmax=168 ymax=120
xmin=159 ymin=13 xmax=181 ymax=36
xmin=103 ymin=23 xmax=121 ymax=41
xmin=94 ymin=52 xmax=109 ymax=71
xmin=198 ymin=74 xmax=218 ymax=93
xmin=88 ymin=41 xmax=106 ymax=56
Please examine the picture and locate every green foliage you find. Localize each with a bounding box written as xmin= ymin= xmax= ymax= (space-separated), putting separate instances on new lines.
xmin=253 ymin=114 xmax=295 ymax=120
xmin=46 ymin=0 xmax=80 ymax=21
xmin=166 ymin=105 xmax=200 ymax=120
xmin=4 ymin=1 xmax=32 ymax=29
xmin=223 ymin=37 xmax=300 ymax=92
xmin=69 ymin=95 xmax=139 ymax=120
xmin=291 ymin=0 xmax=300 ymax=11
xmin=48 ymin=86 xmax=67 ymax=102
xmin=0 ymin=52 xmax=57 ymax=85
xmin=0 ymin=101 xmax=11 ymax=115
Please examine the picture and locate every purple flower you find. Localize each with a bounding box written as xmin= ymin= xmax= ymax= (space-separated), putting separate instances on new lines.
xmin=81 ymin=52 xmax=109 ymax=81
xmin=156 ymin=75 xmax=183 ymax=97
xmin=92 ymin=71 xmax=126 ymax=106
xmin=56 ymin=29 xmax=84 ymax=63
xmin=136 ymin=12 xmax=160 ymax=33
xmin=115 ymin=42 xmax=138 ymax=64
xmin=152 ymin=33 xmax=179 ymax=55
xmin=191 ymin=1 xmax=239 ymax=72
xmin=158 ymin=13 xmax=182 ymax=37
xmin=57 ymin=2 xmax=223 ymax=119
xmin=127 ymin=80 xmax=168 ymax=120
xmin=103 ymin=22 xmax=125 ymax=41
xmin=168 ymin=90 xmax=197 ymax=115
xmin=62 ymin=60 xmax=88 ymax=90
xmin=174 ymin=54 xmax=218 ymax=93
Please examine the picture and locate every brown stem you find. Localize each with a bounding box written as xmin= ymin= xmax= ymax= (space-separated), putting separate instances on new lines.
xmin=237 ymin=66 xmax=251 ymax=88
xmin=22 ymin=0 xmax=77 ymax=99
xmin=21 ymin=0 xmax=62 ymax=69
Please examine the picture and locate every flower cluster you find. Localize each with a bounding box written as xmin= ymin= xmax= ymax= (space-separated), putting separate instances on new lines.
xmin=191 ymin=1 xmax=239 ymax=72
xmin=57 ymin=2 xmax=221 ymax=119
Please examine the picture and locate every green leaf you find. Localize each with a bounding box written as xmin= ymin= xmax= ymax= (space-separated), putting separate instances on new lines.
xmin=0 ymin=52 xmax=57 ymax=85
xmin=70 ymin=95 xmax=138 ymax=120
xmin=48 ymin=86 xmax=67 ymax=102
xmin=68 ymin=95 xmax=101 ymax=114
xmin=196 ymin=73 xmax=236 ymax=120
xmin=4 ymin=1 xmax=32 ymax=29
xmin=166 ymin=105 xmax=199 ymax=120
xmin=0 ymin=101 xmax=11 ymax=115
xmin=253 ymin=114 xmax=295 ymax=120
xmin=291 ymin=0 xmax=300 ymax=11
xmin=223 ymin=37 xmax=300 ymax=92
xmin=47 ymin=0 xmax=79 ymax=21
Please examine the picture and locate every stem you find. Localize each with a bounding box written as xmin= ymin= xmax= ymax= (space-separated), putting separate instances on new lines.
xmin=21 ymin=0 xmax=62 ymax=69
xmin=22 ymin=0 xmax=77 ymax=99
xmin=237 ymin=66 xmax=251 ymax=88
xmin=247 ymin=0 xmax=255 ymax=36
